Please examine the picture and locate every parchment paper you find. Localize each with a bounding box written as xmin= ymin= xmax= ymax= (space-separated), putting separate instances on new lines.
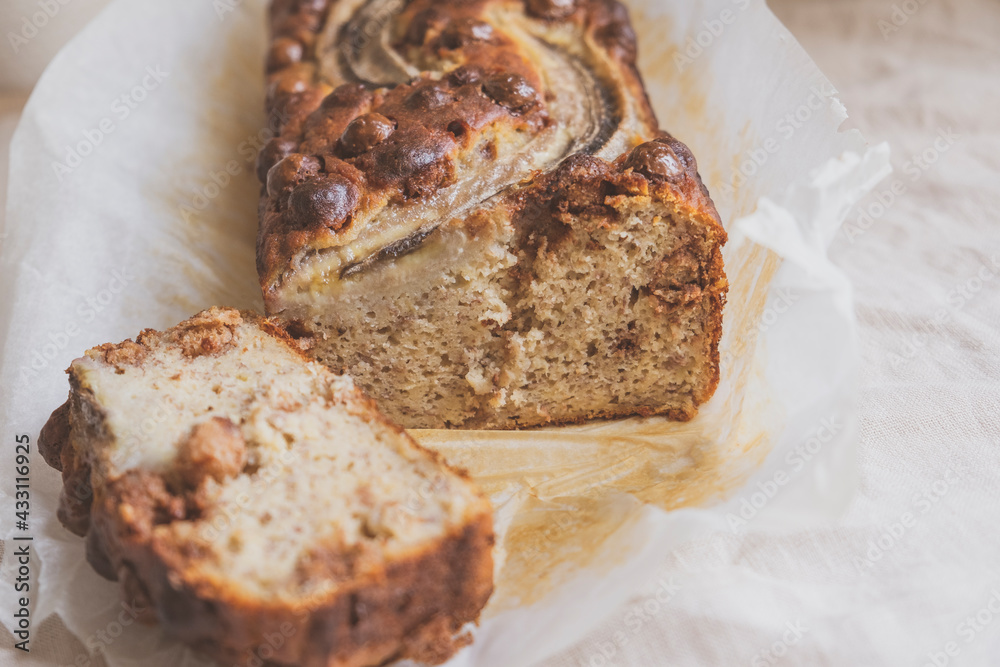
xmin=0 ymin=0 xmax=890 ymax=665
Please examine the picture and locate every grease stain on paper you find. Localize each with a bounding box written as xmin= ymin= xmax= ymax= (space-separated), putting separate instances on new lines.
xmin=407 ymin=6 xmax=787 ymax=613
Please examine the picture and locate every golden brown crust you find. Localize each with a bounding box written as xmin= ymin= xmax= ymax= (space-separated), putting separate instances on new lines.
xmin=168 ymin=307 xmax=243 ymax=358
xmin=89 ymin=453 xmax=493 ymax=667
xmin=510 ymin=137 xmax=726 ymax=247
xmin=104 ymin=506 xmax=493 ymax=667
xmin=255 ymin=0 xmax=666 ymax=290
xmin=39 ymin=307 xmax=495 ymax=666
xmin=47 ymin=386 xmax=97 ymax=537
xmin=92 ymin=339 xmax=147 ymax=368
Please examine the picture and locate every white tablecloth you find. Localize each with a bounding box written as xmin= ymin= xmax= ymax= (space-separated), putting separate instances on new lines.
xmin=2 ymin=0 xmax=999 ymax=664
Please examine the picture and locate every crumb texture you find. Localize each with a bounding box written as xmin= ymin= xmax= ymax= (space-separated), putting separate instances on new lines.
xmin=40 ymin=307 xmax=494 ymax=667
xmin=257 ymin=0 xmax=728 ymax=429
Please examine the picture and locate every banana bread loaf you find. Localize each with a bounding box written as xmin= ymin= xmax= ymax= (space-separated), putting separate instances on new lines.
xmin=256 ymin=0 xmax=728 ymax=428
xmin=38 ymin=307 xmax=494 ymax=667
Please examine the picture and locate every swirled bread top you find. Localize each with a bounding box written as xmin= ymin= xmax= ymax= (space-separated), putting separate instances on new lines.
xmin=256 ymin=0 xmax=711 ymax=295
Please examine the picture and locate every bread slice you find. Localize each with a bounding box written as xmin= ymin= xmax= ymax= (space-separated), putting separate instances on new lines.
xmin=255 ymin=0 xmax=728 ymax=428
xmin=38 ymin=307 xmax=494 ymax=667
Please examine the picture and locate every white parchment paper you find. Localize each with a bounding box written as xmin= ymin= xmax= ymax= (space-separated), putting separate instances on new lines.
xmin=0 ymin=0 xmax=890 ymax=665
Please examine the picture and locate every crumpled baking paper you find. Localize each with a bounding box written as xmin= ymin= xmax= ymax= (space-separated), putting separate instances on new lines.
xmin=0 ymin=0 xmax=890 ymax=665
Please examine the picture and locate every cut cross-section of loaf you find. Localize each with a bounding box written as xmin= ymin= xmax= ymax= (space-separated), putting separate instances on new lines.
xmin=38 ymin=307 xmax=494 ymax=667
xmin=256 ymin=0 xmax=728 ymax=429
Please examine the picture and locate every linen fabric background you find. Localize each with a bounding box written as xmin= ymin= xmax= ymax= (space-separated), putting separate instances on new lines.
xmin=1 ymin=0 xmax=998 ymax=665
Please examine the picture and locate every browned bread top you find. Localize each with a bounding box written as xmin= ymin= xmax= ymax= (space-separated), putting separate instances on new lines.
xmin=255 ymin=0 xmax=721 ymax=298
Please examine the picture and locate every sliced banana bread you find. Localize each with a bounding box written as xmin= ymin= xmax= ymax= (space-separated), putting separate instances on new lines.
xmin=38 ymin=307 xmax=494 ymax=667
xmin=256 ymin=0 xmax=728 ymax=428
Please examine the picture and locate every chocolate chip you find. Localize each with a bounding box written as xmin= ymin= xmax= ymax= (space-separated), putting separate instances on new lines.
xmin=483 ymin=73 xmax=537 ymax=113
xmin=404 ymin=158 xmax=452 ymax=198
xmin=321 ymin=155 xmax=365 ymax=181
xmin=386 ymin=142 xmax=445 ymax=178
xmin=449 ymin=65 xmax=483 ymax=86
xmin=624 ymin=140 xmax=688 ymax=182
xmin=266 ymin=153 xmax=320 ymax=198
xmin=440 ymin=18 xmax=494 ymax=49
xmin=266 ymin=37 xmax=303 ymax=73
xmin=406 ymin=85 xmax=452 ymax=111
xmin=357 ymin=126 xmax=453 ymax=195
xmin=321 ymin=83 xmax=372 ymax=110
xmin=526 ymin=0 xmax=576 ymax=20
xmin=593 ymin=4 xmax=637 ymax=62
xmin=340 ymin=113 xmax=396 ymax=157
xmin=257 ymin=137 xmax=298 ymax=184
xmin=273 ymin=2 xmax=325 ymax=42
xmin=666 ymin=137 xmax=696 ymax=170
xmin=287 ymin=176 xmax=360 ymax=231
xmin=266 ymin=65 xmax=311 ymax=101
xmin=266 ymin=87 xmax=327 ymax=137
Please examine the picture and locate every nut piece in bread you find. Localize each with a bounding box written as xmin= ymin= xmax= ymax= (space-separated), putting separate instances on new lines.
xmin=256 ymin=0 xmax=728 ymax=428
xmin=39 ymin=307 xmax=494 ymax=667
